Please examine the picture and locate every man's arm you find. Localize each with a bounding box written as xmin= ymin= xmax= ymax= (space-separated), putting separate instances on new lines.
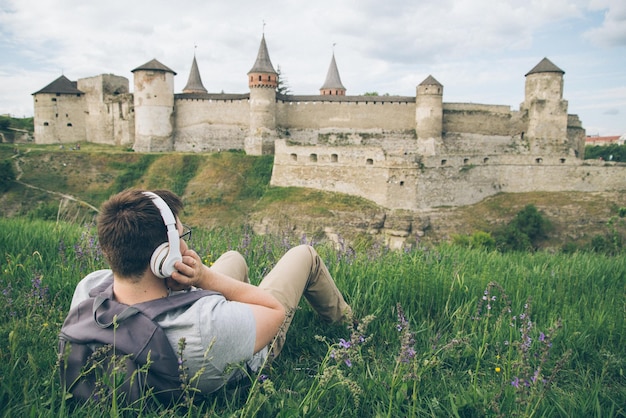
xmin=171 ymin=249 xmax=286 ymax=353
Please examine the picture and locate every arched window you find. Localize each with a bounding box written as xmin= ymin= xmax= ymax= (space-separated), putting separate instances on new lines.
xmin=310 ymin=154 xmax=318 ymax=162
xmin=331 ymin=154 xmax=338 ymax=163
xmin=366 ymin=158 xmax=373 ymax=165
xmin=290 ymin=153 xmax=297 ymax=161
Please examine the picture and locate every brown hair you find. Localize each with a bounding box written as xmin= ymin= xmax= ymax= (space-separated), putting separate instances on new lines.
xmin=97 ymin=189 xmax=183 ymax=280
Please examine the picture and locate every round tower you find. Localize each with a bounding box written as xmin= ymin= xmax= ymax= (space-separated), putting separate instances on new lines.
xmin=131 ymin=59 xmax=176 ymax=152
xmin=521 ymin=57 xmax=568 ymax=153
xmin=415 ymin=75 xmax=443 ymax=156
xmin=245 ymin=34 xmax=278 ymax=155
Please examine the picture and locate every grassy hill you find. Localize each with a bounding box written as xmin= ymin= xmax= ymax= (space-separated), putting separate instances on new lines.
xmin=1 ymin=142 xmax=625 ymax=250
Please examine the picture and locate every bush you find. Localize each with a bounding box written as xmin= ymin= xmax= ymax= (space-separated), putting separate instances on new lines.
xmin=0 ymin=159 xmax=16 ymax=191
xmin=452 ymin=231 xmax=495 ymax=250
xmin=494 ymin=204 xmax=551 ymax=252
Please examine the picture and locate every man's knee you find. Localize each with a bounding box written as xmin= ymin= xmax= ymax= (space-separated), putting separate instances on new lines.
xmin=211 ymin=250 xmax=249 ymax=281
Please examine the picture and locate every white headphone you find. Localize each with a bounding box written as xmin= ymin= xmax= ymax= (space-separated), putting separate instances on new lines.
xmin=143 ymin=191 xmax=182 ymax=278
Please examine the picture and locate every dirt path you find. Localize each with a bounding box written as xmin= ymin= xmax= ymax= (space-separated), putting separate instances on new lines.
xmin=11 ymin=149 xmax=100 ymax=213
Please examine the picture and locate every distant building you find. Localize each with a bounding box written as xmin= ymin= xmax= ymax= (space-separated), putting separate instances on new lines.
xmin=33 ymin=36 xmax=626 ymax=209
xmin=586 ymin=135 xmax=622 ymax=146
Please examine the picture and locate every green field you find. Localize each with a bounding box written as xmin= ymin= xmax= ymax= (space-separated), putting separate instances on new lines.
xmin=0 ymin=217 xmax=624 ymax=417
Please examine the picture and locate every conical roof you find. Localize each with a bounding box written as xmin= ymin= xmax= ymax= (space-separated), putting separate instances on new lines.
xmin=320 ymin=53 xmax=346 ymax=90
xmin=33 ymin=75 xmax=83 ymax=95
xmin=525 ymin=57 xmax=564 ymax=76
xmin=182 ymin=55 xmax=207 ymax=94
xmin=248 ymin=34 xmax=276 ymax=75
xmin=131 ymin=58 xmax=177 ymax=75
xmin=419 ymin=75 xmax=442 ymax=86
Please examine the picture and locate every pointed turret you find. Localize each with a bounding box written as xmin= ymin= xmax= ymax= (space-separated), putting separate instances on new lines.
xmin=246 ymin=34 xmax=277 ymax=155
xmin=247 ymin=34 xmax=278 ymax=88
xmin=182 ymin=55 xmax=207 ymax=94
xmin=320 ymin=53 xmax=346 ymax=96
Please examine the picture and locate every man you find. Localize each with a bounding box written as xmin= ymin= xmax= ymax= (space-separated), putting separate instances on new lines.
xmin=67 ymin=188 xmax=352 ymax=395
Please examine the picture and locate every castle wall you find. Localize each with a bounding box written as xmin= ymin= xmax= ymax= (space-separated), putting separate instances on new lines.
xmin=33 ymin=93 xmax=86 ymax=144
xmin=276 ymin=99 xmax=415 ymax=131
xmin=107 ymin=94 xmax=135 ymax=147
xmin=442 ymin=103 xmax=519 ymax=136
xmin=174 ymin=97 xmax=249 ymax=152
xmin=416 ymin=162 xmax=626 ymax=208
xmin=272 ymin=138 xmax=626 ymax=210
xmin=271 ymin=139 xmax=394 ymax=207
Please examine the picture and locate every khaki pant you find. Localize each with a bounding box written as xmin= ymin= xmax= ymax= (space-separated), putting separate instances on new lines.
xmin=210 ymin=244 xmax=352 ymax=357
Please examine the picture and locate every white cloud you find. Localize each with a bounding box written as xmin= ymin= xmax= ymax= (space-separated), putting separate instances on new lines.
xmin=0 ymin=0 xmax=624 ymax=135
xmin=584 ymin=0 xmax=626 ymax=46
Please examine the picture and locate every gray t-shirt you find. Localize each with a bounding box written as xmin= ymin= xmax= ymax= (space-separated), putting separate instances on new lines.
xmin=70 ymin=270 xmax=268 ymax=394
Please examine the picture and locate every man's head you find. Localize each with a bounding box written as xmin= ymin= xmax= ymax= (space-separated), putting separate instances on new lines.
xmin=97 ymin=189 xmax=183 ymax=280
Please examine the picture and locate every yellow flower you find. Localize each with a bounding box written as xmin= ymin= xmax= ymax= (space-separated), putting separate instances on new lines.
xmin=495 ymin=367 xmax=501 ymax=373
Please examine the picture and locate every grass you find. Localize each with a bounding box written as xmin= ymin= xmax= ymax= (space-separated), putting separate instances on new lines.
xmin=0 ymin=217 xmax=624 ymax=417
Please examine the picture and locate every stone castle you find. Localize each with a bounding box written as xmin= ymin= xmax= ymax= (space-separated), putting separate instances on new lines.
xmin=33 ymin=35 xmax=625 ymax=210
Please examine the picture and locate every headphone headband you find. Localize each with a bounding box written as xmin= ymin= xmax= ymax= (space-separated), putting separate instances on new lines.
xmin=143 ymin=191 xmax=182 ymax=278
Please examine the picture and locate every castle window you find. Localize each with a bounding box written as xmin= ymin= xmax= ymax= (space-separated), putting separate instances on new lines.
xmin=43 ymin=122 xmax=49 ymax=126
xmin=441 ymin=159 xmax=447 ymax=166
xmin=463 ymin=158 xmax=469 ymax=165
xmin=366 ymin=158 xmax=373 ymax=165
xmin=52 ymin=98 xmax=57 ymax=102
xmin=483 ymin=157 xmax=489 ymax=163
xmin=67 ymin=123 xmax=72 ymax=127
xmin=560 ymin=158 xmax=566 ymax=164
xmin=536 ymin=158 xmax=543 ymax=164
xmin=400 ymin=181 xmax=405 ymax=186
xmin=310 ymin=154 xmax=318 ymax=162
xmin=331 ymin=154 xmax=338 ymax=163
xmin=290 ymin=153 xmax=297 ymax=161
xmin=258 ymin=75 xmax=262 ymax=81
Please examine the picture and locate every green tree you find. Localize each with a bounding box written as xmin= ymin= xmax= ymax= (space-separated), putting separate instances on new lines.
xmin=276 ymin=65 xmax=291 ymax=95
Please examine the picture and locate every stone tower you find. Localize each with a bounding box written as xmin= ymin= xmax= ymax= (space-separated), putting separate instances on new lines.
xmin=521 ymin=57 xmax=568 ymax=154
xmin=32 ymin=75 xmax=86 ymax=144
xmin=245 ymin=34 xmax=278 ymax=155
xmin=319 ymin=53 xmax=346 ymax=96
xmin=415 ymin=75 xmax=443 ymax=156
xmin=131 ymin=59 xmax=176 ymax=152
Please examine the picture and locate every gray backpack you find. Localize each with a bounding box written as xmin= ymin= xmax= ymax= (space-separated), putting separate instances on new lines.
xmin=58 ymin=277 xmax=216 ymax=405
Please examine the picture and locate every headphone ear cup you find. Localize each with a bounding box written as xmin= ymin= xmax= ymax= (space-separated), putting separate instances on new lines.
xmin=150 ymin=243 xmax=170 ymax=279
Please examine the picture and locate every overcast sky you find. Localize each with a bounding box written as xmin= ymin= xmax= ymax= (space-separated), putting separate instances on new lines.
xmin=1 ymin=0 xmax=624 ymax=136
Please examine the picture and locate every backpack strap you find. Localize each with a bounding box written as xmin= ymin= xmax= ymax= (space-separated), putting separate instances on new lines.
xmin=91 ymin=282 xmax=218 ymax=328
